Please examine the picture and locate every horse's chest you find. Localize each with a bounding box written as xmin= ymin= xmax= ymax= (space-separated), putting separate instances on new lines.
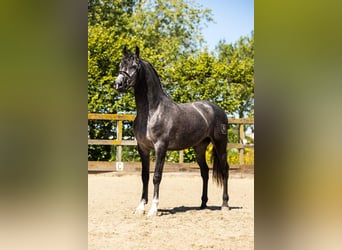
xmin=133 ymin=120 xmax=159 ymax=148
xmin=135 ymin=125 xmax=160 ymax=141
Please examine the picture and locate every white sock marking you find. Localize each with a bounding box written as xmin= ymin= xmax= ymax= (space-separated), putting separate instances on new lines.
xmin=135 ymin=200 xmax=146 ymax=214
xmin=147 ymin=198 xmax=159 ymax=216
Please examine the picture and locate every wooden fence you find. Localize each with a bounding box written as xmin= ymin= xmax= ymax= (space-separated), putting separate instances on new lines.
xmin=88 ymin=113 xmax=254 ymax=172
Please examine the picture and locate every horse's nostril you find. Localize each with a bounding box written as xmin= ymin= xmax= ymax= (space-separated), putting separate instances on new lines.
xmin=114 ymin=80 xmax=121 ymax=88
xmin=114 ymin=79 xmax=126 ymax=92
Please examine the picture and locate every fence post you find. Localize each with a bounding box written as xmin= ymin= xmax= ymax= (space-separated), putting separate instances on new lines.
xmin=179 ymin=150 xmax=184 ymax=163
xmin=117 ymin=120 xmax=123 ymax=162
xmin=239 ymin=123 xmax=245 ymax=168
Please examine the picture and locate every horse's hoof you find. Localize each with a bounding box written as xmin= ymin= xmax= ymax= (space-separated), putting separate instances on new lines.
xmin=147 ymin=199 xmax=159 ymax=216
xmin=134 ymin=209 xmax=145 ymax=215
xmin=147 ymin=208 xmax=158 ymax=217
xmin=147 ymin=210 xmax=158 ymax=216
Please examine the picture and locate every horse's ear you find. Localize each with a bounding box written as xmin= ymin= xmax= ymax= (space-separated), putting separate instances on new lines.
xmin=123 ymin=46 xmax=128 ymax=56
xmin=135 ymin=46 xmax=140 ymax=57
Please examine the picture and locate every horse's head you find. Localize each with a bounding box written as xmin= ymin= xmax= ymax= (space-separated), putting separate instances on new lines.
xmin=114 ymin=46 xmax=141 ymax=92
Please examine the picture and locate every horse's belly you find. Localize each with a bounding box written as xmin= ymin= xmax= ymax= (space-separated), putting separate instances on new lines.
xmin=134 ymin=117 xmax=210 ymax=150
xmin=167 ymin=132 xmax=208 ymax=150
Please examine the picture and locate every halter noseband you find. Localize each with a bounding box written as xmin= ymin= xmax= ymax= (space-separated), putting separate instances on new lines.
xmin=118 ymin=60 xmax=141 ymax=87
xmin=118 ymin=70 xmax=131 ymax=78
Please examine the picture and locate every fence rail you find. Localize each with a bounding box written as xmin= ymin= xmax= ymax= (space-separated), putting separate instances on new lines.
xmin=88 ymin=113 xmax=254 ymax=172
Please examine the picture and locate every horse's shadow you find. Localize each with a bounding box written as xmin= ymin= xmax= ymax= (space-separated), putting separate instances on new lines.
xmin=158 ymin=205 xmax=242 ymax=216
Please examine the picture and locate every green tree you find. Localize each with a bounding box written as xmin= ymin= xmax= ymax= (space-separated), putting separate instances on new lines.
xmin=88 ymin=0 xmax=213 ymax=161
xmin=88 ymin=0 xmax=136 ymax=29
xmin=88 ymin=0 xmax=213 ymax=115
xmin=167 ymin=51 xmax=228 ymax=106
xmin=88 ymin=1 xmax=254 ymax=162
xmin=216 ymin=31 xmax=254 ymax=118
xmin=216 ymin=32 xmax=254 ymax=155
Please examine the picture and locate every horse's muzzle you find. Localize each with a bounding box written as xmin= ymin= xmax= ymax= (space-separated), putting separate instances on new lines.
xmin=114 ymin=76 xmax=128 ymax=92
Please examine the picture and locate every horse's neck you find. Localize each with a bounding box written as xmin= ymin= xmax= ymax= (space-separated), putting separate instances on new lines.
xmin=135 ymin=61 xmax=173 ymax=116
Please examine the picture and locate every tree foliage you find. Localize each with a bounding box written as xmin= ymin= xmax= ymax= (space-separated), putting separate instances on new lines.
xmin=216 ymin=32 xmax=254 ymax=117
xmin=88 ymin=0 xmax=254 ymax=161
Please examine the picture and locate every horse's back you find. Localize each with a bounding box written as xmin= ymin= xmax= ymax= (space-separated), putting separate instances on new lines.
xmin=190 ymin=100 xmax=228 ymax=140
xmin=175 ymin=100 xmax=228 ymax=139
xmin=179 ymin=100 xmax=228 ymax=125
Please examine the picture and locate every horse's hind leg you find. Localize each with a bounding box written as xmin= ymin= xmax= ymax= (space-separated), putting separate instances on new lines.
xmin=194 ymin=139 xmax=211 ymax=209
xmin=135 ymin=145 xmax=150 ymax=215
xmin=212 ymin=138 xmax=229 ymax=210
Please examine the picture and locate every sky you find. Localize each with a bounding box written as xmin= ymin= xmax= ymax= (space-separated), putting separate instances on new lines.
xmin=196 ymin=0 xmax=254 ymax=51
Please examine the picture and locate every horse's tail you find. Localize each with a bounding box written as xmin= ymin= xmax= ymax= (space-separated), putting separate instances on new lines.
xmin=212 ymin=145 xmax=229 ymax=186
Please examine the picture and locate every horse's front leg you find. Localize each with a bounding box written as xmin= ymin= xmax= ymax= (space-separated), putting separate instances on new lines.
xmin=135 ymin=145 xmax=150 ymax=215
xmin=147 ymin=142 xmax=167 ymax=216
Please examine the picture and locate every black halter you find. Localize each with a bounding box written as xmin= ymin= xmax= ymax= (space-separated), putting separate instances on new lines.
xmin=118 ymin=70 xmax=131 ymax=78
xmin=118 ymin=59 xmax=141 ymax=87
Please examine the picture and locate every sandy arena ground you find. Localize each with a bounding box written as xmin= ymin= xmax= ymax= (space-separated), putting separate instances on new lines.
xmin=88 ymin=171 xmax=254 ymax=249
